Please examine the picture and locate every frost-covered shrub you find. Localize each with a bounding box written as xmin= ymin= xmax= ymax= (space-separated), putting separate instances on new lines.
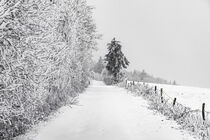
xmin=103 ymin=76 xmax=114 ymax=85
xmin=92 ymin=72 xmax=103 ymax=81
xmin=102 ymin=68 xmax=125 ymax=85
xmin=117 ymin=79 xmax=127 ymax=88
xmin=101 ymin=68 xmax=114 ymax=85
xmin=0 ymin=0 xmax=97 ymax=139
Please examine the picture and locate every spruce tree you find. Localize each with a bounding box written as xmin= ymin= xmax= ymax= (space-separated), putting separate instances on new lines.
xmin=105 ymin=38 xmax=129 ymax=82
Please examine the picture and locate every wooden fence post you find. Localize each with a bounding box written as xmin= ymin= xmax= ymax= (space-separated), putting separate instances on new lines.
xmin=160 ymin=88 xmax=163 ymax=103
xmin=173 ymin=98 xmax=177 ymax=107
xmin=202 ymin=103 xmax=205 ymax=121
xmin=154 ymin=86 xmax=157 ymax=93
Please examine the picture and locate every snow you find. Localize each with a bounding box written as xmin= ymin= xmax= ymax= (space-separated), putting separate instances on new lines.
xmin=137 ymin=82 xmax=210 ymax=112
xmin=18 ymin=81 xmax=199 ymax=140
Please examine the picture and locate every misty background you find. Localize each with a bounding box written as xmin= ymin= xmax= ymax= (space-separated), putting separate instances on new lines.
xmin=88 ymin=0 xmax=210 ymax=89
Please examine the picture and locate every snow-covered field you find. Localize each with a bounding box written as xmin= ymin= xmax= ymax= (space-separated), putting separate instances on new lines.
xmin=17 ymin=81 xmax=198 ymax=140
xmin=135 ymin=82 xmax=210 ymax=112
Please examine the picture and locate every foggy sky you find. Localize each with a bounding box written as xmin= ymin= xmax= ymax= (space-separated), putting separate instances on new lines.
xmin=87 ymin=0 xmax=210 ymax=88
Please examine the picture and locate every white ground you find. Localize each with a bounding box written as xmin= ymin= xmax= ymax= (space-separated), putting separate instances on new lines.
xmin=137 ymin=82 xmax=210 ymax=112
xmin=18 ymin=81 xmax=199 ymax=140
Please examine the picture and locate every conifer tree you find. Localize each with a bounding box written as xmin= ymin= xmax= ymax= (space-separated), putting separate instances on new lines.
xmin=105 ymin=38 xmax=129 ymax=82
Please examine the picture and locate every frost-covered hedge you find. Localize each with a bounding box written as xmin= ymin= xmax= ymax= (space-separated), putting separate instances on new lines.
xmin=0 ymin=0 xmax=97 ymax=139
xmin=122 ymin=81 xmax=210 ymax=139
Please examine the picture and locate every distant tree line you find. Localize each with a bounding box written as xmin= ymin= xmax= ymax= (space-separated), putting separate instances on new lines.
xmin=125 ymin=70 xmax=177 ymax=85
xmin=92 ymin=58 xmax=177 ymax=85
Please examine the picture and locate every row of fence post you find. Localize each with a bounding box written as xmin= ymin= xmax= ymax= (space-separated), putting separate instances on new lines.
xmin=156 ymin=87 xmax=206 ymax=121
xmin=125 ymin=80 xmax=206 ymax=122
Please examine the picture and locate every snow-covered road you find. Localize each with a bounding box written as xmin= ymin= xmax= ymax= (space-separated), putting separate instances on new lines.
xmin=20 ymin=81 xmax=199 ymax=140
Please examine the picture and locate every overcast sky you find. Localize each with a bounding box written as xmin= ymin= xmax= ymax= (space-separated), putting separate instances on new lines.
xmin=87 ymin=0 xmax=210 ymax=89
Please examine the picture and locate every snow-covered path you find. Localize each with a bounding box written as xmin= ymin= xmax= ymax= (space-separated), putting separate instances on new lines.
xmin=23 ymin=81 xmax=199 ymax=140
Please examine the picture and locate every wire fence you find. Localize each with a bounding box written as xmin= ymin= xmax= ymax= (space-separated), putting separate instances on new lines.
xmin=124 ymin=80 xmax=210 ymax=139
